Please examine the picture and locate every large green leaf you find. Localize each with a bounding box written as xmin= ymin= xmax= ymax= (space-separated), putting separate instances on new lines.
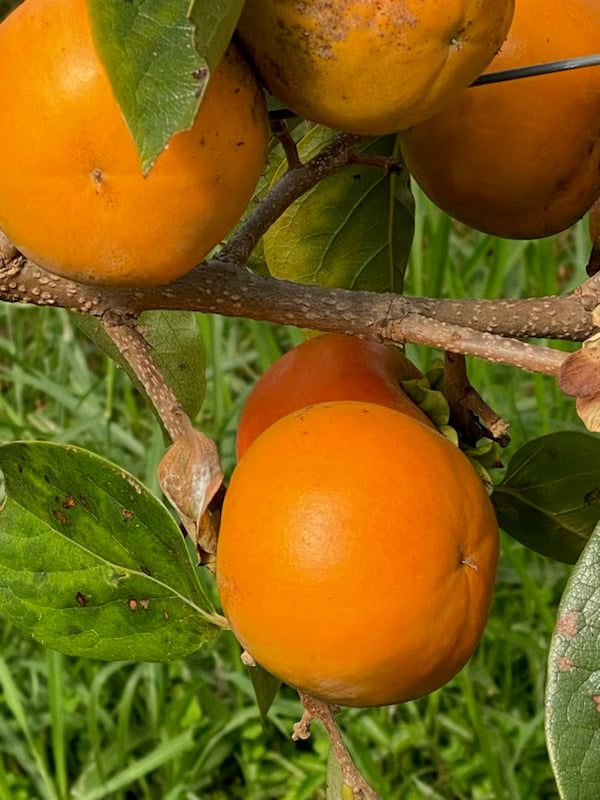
xmin=87 ymin=0 xmax=244 ymax=172
xmin=546 ymin=520 xmax=600 ymax=799
xmin=263 ymin=127 xmax=414 ymax=293
xmin=72 ymin=310 xmax=206 ymax=424
xmin=492 ymin=432 xmax=600 ymax=563
xmin=0 ymin=442 xmax=220 ymax=661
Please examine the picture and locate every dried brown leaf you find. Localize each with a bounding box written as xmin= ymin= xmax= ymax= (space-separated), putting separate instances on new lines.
xmin=158 ymin=422 xmax=223 ymax=560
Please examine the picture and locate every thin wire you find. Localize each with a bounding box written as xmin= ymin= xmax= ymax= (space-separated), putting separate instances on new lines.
xmin=471 ymin=53 xmax=600 ymax=86
xmin=266 ymin=54 xmax=600 ymax=120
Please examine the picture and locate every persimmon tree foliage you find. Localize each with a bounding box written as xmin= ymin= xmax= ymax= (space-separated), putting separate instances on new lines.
xmin=1 ymin=1 xmax=600 ymax=798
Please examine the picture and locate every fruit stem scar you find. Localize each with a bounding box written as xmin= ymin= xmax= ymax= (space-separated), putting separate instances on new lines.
xmin=461 ymin=556 xmax=478 ymax=570
xmin=90 ymin=167 xmax=104 ymax=188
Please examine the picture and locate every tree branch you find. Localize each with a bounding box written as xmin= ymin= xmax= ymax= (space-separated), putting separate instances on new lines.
xmin=0 ymin=251 xmax=595 ymax=376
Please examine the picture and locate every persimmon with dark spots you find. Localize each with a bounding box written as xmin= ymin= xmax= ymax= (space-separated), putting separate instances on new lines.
xmin=237 ymin=0 xmax=515 ymax=134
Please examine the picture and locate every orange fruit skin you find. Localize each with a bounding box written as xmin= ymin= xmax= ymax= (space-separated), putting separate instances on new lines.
xmin=237 ymin=0 xmax=514 ymax=135
xmin=399 ymin=0 xmax=600 ymax=240
xmin=0 ymin=0 xmax=269 ymax=286
xmin=218 ymin=401 xmax=499 ymax=707
xmin=236 ymin=333 xmax=435 ymax=459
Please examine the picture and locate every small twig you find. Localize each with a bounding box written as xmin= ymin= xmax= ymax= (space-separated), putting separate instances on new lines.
xmin=271 ymin=118 xmax=302 ymax=170
xmin=217 ymin=131 xmax=363 ymax=264
xmin=100 ymin=310 xmax=190 ymax=441
xmin=444 ymin=352 xmax=510 ymax=446
xmin=293 ymin=692 xmax=380 ymax=800
xmin=347 ymin=151 xmax=402 ymax=174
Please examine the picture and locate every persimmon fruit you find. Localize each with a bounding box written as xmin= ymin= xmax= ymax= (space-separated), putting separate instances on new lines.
xmin=237 ymin=0 xmax=515 ymax=135
xmin=236 ymin=333 xmax=434 ymax=459
xmin=399 ymin=0 xmax=600 ymax=239
xmin=0 ymin=0 xmax=269 ymax=286
xmin=218 ymin=400 xmax=499 ymax=707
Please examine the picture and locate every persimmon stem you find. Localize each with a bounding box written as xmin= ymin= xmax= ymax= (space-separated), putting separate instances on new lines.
xmin=444 ymin=352 xmax=510 ymax=446
xmin=270 ymin=118 xmax=302 ymax=170
xmin=294 ymin=692 xmax=380 ymax=800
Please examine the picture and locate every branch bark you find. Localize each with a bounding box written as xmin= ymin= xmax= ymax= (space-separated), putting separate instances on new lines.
xmin=0 ymin=251 xmax=596 ymax=376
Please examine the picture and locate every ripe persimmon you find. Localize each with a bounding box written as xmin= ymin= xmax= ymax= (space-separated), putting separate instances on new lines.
xmin=218 ymin=401 xmax=499 ymax=707
xmin=0 ymin=0 xmax=269 ymax=286
xmin=236 ymin=333 xmax=434 ymax=459
xmin=237 ymin=0 xmax=514 ymax=135
xmin=399 ymin=0 xmax=600 ymax=239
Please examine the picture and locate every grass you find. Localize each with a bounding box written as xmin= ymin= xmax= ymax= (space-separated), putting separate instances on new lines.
xmin=0 ymin=187 xmax=591 ymax=799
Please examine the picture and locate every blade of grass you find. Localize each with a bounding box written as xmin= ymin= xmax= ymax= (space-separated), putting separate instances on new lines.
xmin=47 ymin=649 xmax=68 ymax=800
xmin=0 ymin=656 xmax=60 ymax=800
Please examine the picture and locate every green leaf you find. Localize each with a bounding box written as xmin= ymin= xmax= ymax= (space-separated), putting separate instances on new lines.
xmin=247 ymin=662 xmax=281 ymax=725
xmin=327 ymin=747 xmax=358 ymax=800
xmin=546 ymin=519 xmax=600 ymax=800
xmin=72 ymin=311 xmax=205 ymax=423
xmin=0 ymin=442 xmax=220 ymax=661
xmin=87 ymin=0 xmax=244 ymax=172
xmin=263 ymin=127 xmax=414 ymax=293
xmin=492 ymin=432 xmax=600 ymax=564
xmin=188 ymin=0 xmax=245 ymax=73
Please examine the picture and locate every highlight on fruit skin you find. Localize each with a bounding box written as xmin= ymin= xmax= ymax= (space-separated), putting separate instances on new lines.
xmin=399 ymin=0 xmax=600 ymax=240
xmin=237 ymin=0 xmax=515 ymax=135
xmin=236 ymin=332 xmax=435 ymax=459
xmin=0 ymin=0 xmax=269 ymax=286
xmin=218 ymin=400 xmax=499 ymax=708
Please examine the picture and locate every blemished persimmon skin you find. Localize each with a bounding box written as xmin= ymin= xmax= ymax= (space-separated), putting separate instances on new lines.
xmin=237 ymin=0 xmax=514 ymax=135
xmin=218 ymin=401 xmax=499 ymax=707
xmin=0 ymin=0 xmax=269 ymax=286
xmin=236 ymin=333 xmax=434 ymax=459
xmin=399 ymin=0 xmax=600 ymax=240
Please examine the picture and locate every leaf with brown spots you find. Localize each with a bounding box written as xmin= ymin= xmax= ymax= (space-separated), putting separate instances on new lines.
xmin=546 ymin=519 xmax=600 ymax=799
xmin=0 ymin=441 xmax=221 ymax=661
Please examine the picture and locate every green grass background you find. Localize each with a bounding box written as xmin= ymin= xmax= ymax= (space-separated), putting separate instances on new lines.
xmin=0 ymin=184 xmax=591 ymax=799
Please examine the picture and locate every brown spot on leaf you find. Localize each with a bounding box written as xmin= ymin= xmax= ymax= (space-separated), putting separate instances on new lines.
xmin=585 ymin=487 xmax=600 ymax=505
xmin=557 ymin=656 xmax=574 ymax=672
xmin=122 ymin=508 xmax=134 ymax=522
xmin=556 ymin=611 xmax=579 ymax=638
xmin=75 ymin=592 xmax=86 ymax=607
xmin=53 ymin=510 xmax=67 ymax=524
xmin=128 ymin=599 xmax=138 ymax=611
xmin=593 ymin=695 xmax=600 ymax=712
xmin=79 ymin=496 xmax=89 ymax=507
xmin=63 ymin=496 xmax=76 ymax=509
xmin=140 ymin=599 xmax=150 ymax=610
